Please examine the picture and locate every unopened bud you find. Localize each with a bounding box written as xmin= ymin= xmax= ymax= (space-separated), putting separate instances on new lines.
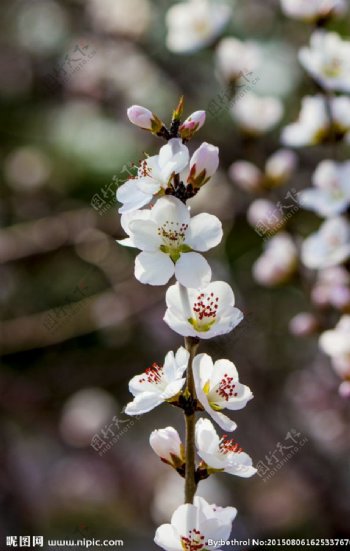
xmin=187 ymin=142 xmax=219 ymax=188
xmin=179 ymin=110 xmax=206 ymax=140
xmin=149 ymin=427 xmax=185 ymax=469
xmin=127 ymin=105 xmax=163 ymax=134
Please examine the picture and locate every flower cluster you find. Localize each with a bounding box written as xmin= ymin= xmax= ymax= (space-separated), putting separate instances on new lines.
xmin=277 ymin=2 xmax=350 ymax=396
xmin=117 ymin=99 xmax=255 ymax=549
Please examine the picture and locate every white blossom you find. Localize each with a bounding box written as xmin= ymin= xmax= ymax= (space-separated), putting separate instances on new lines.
xmin=265 ymin=149 xmax=298 ymax=185
xmin=253 ymin=233 xmax=298 ymax=286
xmin=231 ymin=93 xmax=283 ymax=135
xmin=299 ymin=160 xmax=350 ymax=217
xmin=301 ymin=216 xmax=350 ymax=270
xmin=150 ymin=427 xmax=184 ymax=467
xmin=280 ymin=0 xmax=347 ymax=22
xmin=247 ymin=199 xmax=284 ymax=232
xmin=164 ymin=281 xmax=243 ymax=340
xmin=229 ymin=161 xmax=263 ymax=193
xmin=193 ymin=353 xmax=253 ymax=432
xmin=319 ymin=315 xmax=350 ymax=379
xmin=125 ymin=347 xmax=189 ymax=416
xmin=119 ymin=196 xmax=222 ymax=288
xmin=116 ymin=138 xmax=189 ymax=213
xmin=154 ymin=496 xmax=237 ymax=551
xmin=281 ymin=95 xmax=350 ymax=147
xmin=195 ymin=418 xmax=257 ymax=478
xmin=216 ymin=37 xmax=261 ymax=83
xmin=299 ymin=31 xmax=350 ymax=93
xmin=166 ymin=0 xmax=232 ymax=54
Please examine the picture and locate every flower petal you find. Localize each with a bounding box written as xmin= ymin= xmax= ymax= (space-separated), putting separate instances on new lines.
xmin=175 ymin=252 xmax=212 ymax=288
xmin=154 ymin=524 xmax=183 ymax=551
xmin=136 ymin=175 xmax=162 ymax=195
xmin=125 ymin=392 xmax=164 ymax=415
xmin=151 ymin=195 xmax=190 ymax=226
xmin=165 ymin=282 xmax=193 ymax=320
xmin=162 ymin=378 xmax=186 ymax=400
xmin=187 ymin=213 xmax=223 ymax=252
xmin=128 ymin=219 xmax=162 ymax=251
xmin=117 ymin=179 xmax=151 ymax=213
xmin=195 ymin=418 xmax=221 ymax=454
xmin=163 ymin=309 xmax=198 ymax=338
xmin=158 ymin=138 xmax=190 ymax=179
xmin=135 ymin=251 xmax=174 ymax=285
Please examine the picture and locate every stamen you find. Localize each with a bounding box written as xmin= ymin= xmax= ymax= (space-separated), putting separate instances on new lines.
xmin=180 ymin=529 xmax=205 ymax=551
xmin=192 ymin=292 xmax=219 ymax=322
xmin=217 ymin=373 xmax=238 ymax=400
xmin=139 ymin=363 xmax=163 ymax=384
xmin=219 ymin=435 xmax=243 ymax=455
xmin=158 ymin=221 xmax=189 ymax=247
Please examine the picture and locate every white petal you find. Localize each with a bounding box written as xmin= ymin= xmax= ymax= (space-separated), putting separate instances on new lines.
xmin=163 ymin=309 xmax=198 ymax=338
xmin=187 ymin=213 xmax=223 ymax=251
xmin=125 ymin=392 xmax=164 ymax=415
xmin=162 ymin=350 xmax=177 ymax=380
xmin=128 ymin=219 xmax=162 ymax=251
xmin=213 ymin=381 xmax=253 ymax=411
xmin=151 ymin=195 xmax=190 ymax=226
xmin=193 ymin=353 xmax=214 ymax=388
xmin=165 ymin=282 xmax=193 ymax=319
xmin=117 ymin=237 xmax=135 ymax=248
xmin=193 ymin=359 xmax=237 ymax=432
xmin=175 ymin=252 xmax=212 ymax=288
xmin=209 ymin=281 xmax=235 ymax=315
xmin=195 ymin=418 xmax=221 ymax=454
xmin=159 ymin=138 xmax=190 ymax=179
xmin=136 ymin=175 xmax=162 ymax=195
xmin=210 ymin=359 xmax=239 ymax=387
xmin=175 ymin=346 xmax=190 ymax=372
xmin=154 ymin=524 xmax=182 ymax=551
xmin=129 ymin=373 xmax=160 ymax=396
xmin=135 ymin=251 xmax=174 ymax=286
xmin=117 ymin=180 xmax=150 ymax=213
xmin=162 ymin=378 xmax=186 ymax=399
xmin=120 ymin=209 xmax=152 ymax=234
xmin=171 ymin=503 xmax=206 ymax=535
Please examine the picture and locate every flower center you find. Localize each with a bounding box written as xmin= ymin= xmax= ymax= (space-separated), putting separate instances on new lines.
xmin=323 ymin=57 xmax=342 ymax=77
xmin=140 ymin=363 xmax=163 ymax=385
xmin=158 ymin=221 xmax=191 ymax=262
xmin=181 ymin=529 xmax=205 ymax=551
xmin=188 ymin=292 xmax=219 ymax=332
xmin=217 ymin=373 xmax=238 ymax=401
xmin=219 ymin=435 xmax=243 ymax=455
xmin=193 ymin=17 xmax=211 ymax=38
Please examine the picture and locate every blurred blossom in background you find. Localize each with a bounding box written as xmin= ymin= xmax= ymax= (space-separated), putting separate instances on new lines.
xmin=0 ymin=0 xmax=350 ymax=549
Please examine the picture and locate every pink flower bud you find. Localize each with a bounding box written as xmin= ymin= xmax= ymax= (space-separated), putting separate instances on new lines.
xmin=179 ymin=110 xmax=206 ymax=139
xmin=149 ymin=427 xmax=184 ymax=468
xmin=188 ymin=142 xmax=219 ymax=188
xmin=289 ymin=312 xmax=318 ymax=337
xmin=338 ymin=381 xmax=350 ymax=399
xmin=127 ymin=105 xmax=163 ymax=133
xmin=229 ymin=161 xmax=262 ymax=193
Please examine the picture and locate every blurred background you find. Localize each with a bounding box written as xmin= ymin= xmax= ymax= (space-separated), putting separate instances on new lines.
xmin=1 ymin=0 xmax=350 ymax=549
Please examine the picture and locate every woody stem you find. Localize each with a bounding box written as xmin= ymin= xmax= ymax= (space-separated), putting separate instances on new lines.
xmin=184 ymin=335 xmax=200 ymax=504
